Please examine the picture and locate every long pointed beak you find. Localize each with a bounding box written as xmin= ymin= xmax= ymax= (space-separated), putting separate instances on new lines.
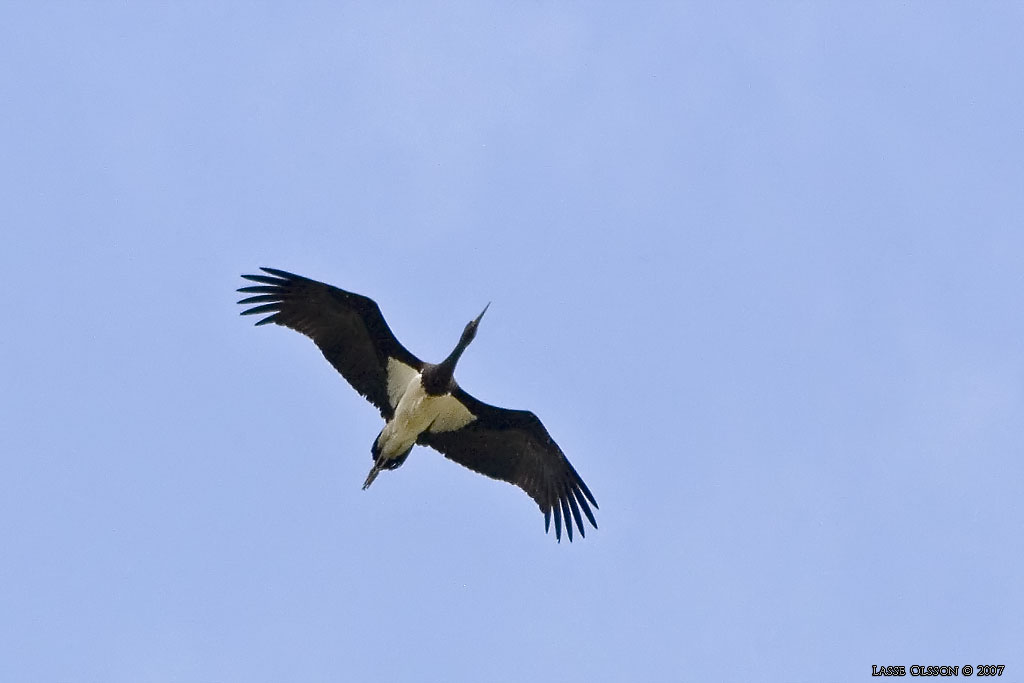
xmin=474 ymin=302 xmax=490 ymax=324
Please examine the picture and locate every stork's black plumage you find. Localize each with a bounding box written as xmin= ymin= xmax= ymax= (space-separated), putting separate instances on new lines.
xmin=237 ymin=267 xmax=598 ymax=542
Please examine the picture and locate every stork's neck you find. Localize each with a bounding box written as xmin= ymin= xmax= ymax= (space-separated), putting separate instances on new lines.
xmin=422 ymin=335 xmax=472 ymax=396
xmin=442 ymin=334 xmax=472 ymax=369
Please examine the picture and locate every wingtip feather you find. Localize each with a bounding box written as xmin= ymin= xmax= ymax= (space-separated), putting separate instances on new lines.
xmin=237 ymin=294 xmax=281 ymax=305
xmin=565 ymin=484 xmax=585 ymax=538
xmin=237 ymin=285 xmax=281 ymax=294
xmin=574 ymin=488 xmax=598 ymax=529
xmin=560 ymin=496 xmax=574 ymax=542
xmin=260 ymin=266 xmax=300 ymax=280
xmin=241 ymin=273 xmax=288 ymax=286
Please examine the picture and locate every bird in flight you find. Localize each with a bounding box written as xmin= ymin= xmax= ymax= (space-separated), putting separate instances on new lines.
xmin=237 ymin=268 xmax=598 ymax=542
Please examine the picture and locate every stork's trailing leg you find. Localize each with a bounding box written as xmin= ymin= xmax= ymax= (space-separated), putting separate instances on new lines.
xmin=362 ymin=440 xmax=412 ymax=490
xmin=362 ymin=459 xmax=385 ymax=489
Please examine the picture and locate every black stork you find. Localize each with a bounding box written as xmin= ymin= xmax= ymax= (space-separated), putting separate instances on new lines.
xmin=237 ymin=268 xmax=598 ymax=542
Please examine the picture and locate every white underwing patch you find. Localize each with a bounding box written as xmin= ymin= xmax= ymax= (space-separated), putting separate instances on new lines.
xmin=385 ymin=357 xmax=419 ymax=411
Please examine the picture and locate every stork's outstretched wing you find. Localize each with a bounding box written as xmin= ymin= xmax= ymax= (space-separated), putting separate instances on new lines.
xmin=237 ymin=268 xmax=423 ymax=419
xmin=418 ymin=389 xmax=598 ymax=542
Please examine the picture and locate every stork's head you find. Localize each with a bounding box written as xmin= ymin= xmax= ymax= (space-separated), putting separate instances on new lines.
xmin=460 ymin=302 xmax=490 ymax=346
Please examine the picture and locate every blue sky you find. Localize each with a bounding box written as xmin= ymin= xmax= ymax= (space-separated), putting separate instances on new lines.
xmin=2 ymin=3 xmax=1022 ymax=681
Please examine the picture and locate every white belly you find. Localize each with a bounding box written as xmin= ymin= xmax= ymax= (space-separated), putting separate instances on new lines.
xmin=376 ymin=372 xmax=476 ymax=460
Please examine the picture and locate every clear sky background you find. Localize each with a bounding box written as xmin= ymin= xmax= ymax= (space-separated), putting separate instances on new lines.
xmin=2 ymin=3 xmax=1022 ymax=681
